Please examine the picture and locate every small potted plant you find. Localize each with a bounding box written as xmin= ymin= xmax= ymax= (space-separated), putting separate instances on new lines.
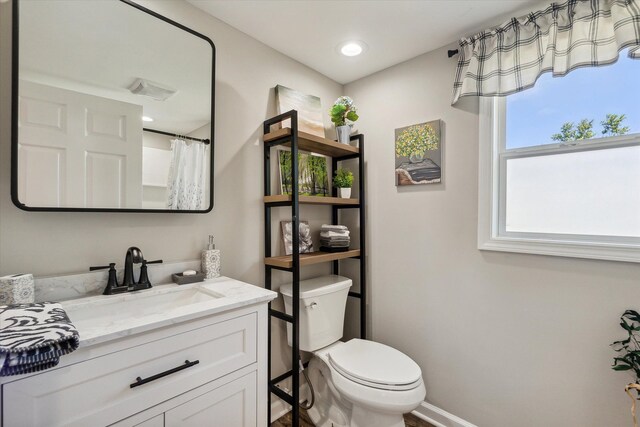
xmin=612 ymin=310 xmax=640 ymax=427
xmin=333 ymin=168 xmax=354 ymax=199
xmin=330 ymin=96 xmax=359 ymax=145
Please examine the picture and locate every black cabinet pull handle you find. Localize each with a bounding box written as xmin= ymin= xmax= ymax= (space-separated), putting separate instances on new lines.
xmin=130 ymin=359 xmax=199 ymax=388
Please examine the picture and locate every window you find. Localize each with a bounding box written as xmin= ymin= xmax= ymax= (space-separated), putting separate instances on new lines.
xmin=478 ymin=52 xmax=640 ymax=262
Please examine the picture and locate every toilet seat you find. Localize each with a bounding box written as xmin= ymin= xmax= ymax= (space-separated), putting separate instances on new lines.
xmin=327 ymin=339 xmax=423 ymax=391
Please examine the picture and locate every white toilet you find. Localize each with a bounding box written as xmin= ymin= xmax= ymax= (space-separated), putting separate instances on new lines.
xmin=280 ymin=275 xmax=426 ymax=427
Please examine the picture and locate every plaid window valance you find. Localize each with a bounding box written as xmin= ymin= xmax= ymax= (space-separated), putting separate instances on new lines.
xmin=452 ymin=0 xmax=640 ymax=104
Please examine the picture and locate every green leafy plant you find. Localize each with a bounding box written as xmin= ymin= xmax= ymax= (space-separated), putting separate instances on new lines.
xmin=333 ymin=168 xmax=353 ymax=188
xmin=612 ymin=310 xmax=640 ymax=426
xmin=612 ymin=310 xmax=640 ymax=387
xmin=602 ymin=114 xmax=631 ymax=137
xmin=395 ymin=123 xmax=439 ymax=158
xmin=330 ymin=96 xmax=359 ymax=127
xmin=551 ymin=113 xmax=631 ymax=142
xmin=551 ymin=119 xmax=594 ymax=142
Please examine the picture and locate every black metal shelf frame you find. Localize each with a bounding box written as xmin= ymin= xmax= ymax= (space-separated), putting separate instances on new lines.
xmin=263 ymin=110 xmax=366 ymax=427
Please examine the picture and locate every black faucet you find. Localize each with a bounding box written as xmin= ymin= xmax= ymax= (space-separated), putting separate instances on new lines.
xmin=90 ymin=247 xmax=163 ymax=295
xmin=123 ymin=247 xmax=144 ymax=288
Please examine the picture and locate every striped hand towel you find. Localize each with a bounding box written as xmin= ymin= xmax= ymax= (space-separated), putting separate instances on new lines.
xmin=0 ymin=302 xmax=79 ymax=376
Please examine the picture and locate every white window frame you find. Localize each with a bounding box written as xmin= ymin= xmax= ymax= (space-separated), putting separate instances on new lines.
xmin=478 ymin=96 xmax=640 ymax=263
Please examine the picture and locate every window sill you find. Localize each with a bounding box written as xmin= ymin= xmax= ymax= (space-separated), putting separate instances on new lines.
xmin=478 ymin=235 xmax=640 ymax=263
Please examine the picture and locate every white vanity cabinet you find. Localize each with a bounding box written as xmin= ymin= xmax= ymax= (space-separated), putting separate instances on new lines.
xmin=0 ymin=298 xmax=272 ymax=427
xmin=115 ymin=370 xmax=257 ymax=427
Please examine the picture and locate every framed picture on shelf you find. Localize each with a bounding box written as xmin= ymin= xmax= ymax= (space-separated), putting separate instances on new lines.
xmin=278 ymin=150 xmax=329 ymax=197
xmin=281 ymin=220 xmax=313 ymax=255
xmin=274 ymin=85 xmax=325 ymax=138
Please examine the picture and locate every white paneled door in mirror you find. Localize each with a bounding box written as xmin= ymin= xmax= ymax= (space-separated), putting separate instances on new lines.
xmin=19 ymin=81 xmax=142 ymax=209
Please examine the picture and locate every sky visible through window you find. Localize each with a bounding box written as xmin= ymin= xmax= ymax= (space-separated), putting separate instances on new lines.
xmin=506 ymin=51 xmax=640 ymax=149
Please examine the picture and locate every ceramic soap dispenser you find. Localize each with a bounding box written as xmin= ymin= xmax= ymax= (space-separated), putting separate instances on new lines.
xmin=202 ymin=235 xmax=221 ymax=279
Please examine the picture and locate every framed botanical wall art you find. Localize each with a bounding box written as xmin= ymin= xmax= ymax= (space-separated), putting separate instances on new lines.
xmin=395 ymin=120 xmax=443 ymax=186
xmin=278 ymin=150 xmax=329 ymax=197
xmin=281 ymin=220 xmax=313 ymax=255
xmin=275 ymin=85 xmax=325 ymax=138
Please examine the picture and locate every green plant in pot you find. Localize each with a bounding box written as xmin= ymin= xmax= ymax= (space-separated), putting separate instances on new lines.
xmin=333 ymin=168 xmax=354 ymax=199
xmin=612 ymin=310 xmax=640 ymax=427
xmin=330 ymin=96 xmax=359 ymax=145
xmin=395 ymin=123 xmax=439 ymax=163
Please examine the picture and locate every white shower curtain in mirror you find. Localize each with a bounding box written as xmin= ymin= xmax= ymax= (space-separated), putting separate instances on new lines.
xmin=166 ymin=138 xmax=206 ymax=210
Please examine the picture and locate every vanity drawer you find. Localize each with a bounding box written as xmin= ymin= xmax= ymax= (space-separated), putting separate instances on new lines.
xmin=2 ymin=312 xmax=257 ymax=427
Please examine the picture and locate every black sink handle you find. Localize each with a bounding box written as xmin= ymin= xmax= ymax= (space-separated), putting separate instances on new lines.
xmin=90 ymin=263 xmax=116 ymax=271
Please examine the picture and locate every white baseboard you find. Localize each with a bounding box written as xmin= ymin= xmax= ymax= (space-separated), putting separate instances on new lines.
xmin=269 ymin=384 xmax=311 ymax=424
xmin=412 ymin=401 xmax=477 ymax=427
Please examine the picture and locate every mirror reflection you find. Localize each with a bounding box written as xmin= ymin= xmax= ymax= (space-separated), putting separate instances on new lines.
xmin=15 ymin=0 xmax=214 ymax=211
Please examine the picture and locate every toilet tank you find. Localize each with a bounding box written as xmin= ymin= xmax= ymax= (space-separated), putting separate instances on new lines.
xmin=280 ymin=275 xmax=352 ymax=352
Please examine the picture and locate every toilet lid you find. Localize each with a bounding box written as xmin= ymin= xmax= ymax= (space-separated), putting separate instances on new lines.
xmin=328 ymin=339 xmax=422 ymax=390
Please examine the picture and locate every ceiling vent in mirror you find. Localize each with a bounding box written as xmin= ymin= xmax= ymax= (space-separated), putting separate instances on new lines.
xmin=128 ymin=78 xmax=177 ymax=101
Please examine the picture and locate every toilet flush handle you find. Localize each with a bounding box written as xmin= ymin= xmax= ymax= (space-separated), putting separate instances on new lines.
xmin=305 ymin=302 xmax=318 ymax=309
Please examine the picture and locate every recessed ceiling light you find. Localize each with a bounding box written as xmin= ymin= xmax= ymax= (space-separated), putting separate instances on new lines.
xmin=338 ymin=41 xmax=367 ymax=57
xmin=142 ymin=116 xmax=154 ymax=122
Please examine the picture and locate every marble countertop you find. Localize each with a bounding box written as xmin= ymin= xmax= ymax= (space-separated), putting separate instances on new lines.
xmin=60 ymin=276 xmax=277 ymax=347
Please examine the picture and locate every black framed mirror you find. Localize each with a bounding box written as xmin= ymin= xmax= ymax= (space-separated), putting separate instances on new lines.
xmin=11 ymin=0 xmax=215 ymax=213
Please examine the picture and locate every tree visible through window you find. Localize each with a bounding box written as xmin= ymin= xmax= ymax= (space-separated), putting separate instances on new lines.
xmin=506 ymin=51 xmax=640 ymax=149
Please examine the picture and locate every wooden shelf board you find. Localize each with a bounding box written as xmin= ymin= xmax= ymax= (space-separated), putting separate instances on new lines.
xmin=265 ymin=249 xmax=361 ymax=269
xmin=264 ymin=127 xmax=359 ymax=158
xmin=264 ymin=195 xmax=359 ymax=206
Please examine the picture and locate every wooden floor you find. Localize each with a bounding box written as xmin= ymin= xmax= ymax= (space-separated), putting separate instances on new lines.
xmin=271 ymin=408 xmax=435 ymax=427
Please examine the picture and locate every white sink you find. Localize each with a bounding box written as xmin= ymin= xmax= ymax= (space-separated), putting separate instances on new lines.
xmin=58 ymin=277 xmax=276 ymax=347
xmin=63 ymin=286 xmax=222 ymax=324
xmin=61 ymin=284 xmax=228 ymax=345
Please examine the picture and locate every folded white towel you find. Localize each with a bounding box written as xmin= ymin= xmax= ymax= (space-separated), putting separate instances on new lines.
xmin=320 ymin=224 xmax=348 ymax=231
xmin=320 ymin=231 xmax=350 ymax=238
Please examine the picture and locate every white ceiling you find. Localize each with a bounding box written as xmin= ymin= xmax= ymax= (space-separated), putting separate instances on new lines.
xmin=20 ymin=0 xmax=213 ymax=134
xmin=188 ymin=0 xmax=547 ymax=84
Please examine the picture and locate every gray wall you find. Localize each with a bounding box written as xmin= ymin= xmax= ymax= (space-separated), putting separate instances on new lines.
xmin=344 ymin=45 xmax=640 ymax=426
xmin=0 ymin=0 xmax=341 ymax=277
xmin=0 ymin=0 xmax=341 ymax=381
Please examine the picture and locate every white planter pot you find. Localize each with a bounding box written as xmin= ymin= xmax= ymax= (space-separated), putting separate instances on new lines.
xmin=336 ymin=125 xmax=351 ymax=145
xmin=338 ymin=188 xmax=351 ymax=199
